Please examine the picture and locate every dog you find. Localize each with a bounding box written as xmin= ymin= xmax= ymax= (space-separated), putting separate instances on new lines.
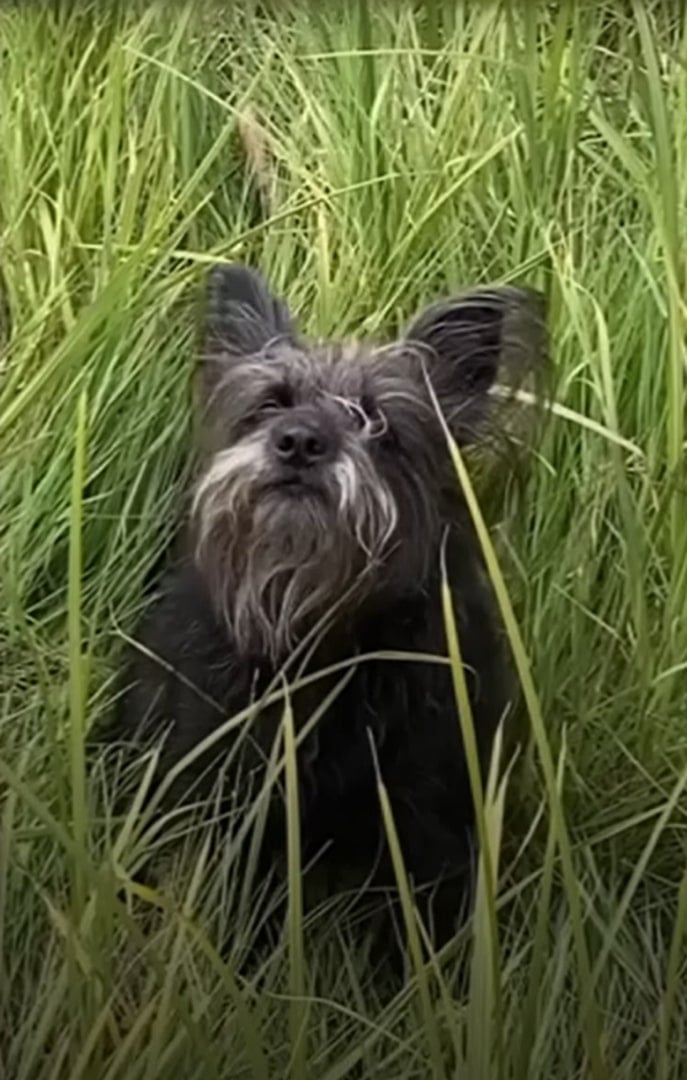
xmin=102 ymin=264 xmax=548 ymax=962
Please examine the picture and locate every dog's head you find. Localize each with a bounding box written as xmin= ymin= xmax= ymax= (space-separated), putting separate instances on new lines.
xmin=191 ymin=264 xmax=547 ymax=660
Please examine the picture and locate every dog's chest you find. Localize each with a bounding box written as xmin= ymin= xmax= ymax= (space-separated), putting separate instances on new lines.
xmin=247 ymin=655 xmax=444 ymax=787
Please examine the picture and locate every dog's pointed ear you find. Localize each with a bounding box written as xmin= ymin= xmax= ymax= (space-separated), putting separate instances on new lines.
xmin=404 ymin=285 xmax=548 ymax=441
xmin=201 ymin=264 xmax=296 ymax=397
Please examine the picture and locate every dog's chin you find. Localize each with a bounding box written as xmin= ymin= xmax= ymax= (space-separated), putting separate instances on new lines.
xmin=258 ymin=473 xmax=327 ymax=503
xmin=203 ymin=483 xmax=363 ymax=662
xmin=250 ymin=476 xmax=336 ymax=541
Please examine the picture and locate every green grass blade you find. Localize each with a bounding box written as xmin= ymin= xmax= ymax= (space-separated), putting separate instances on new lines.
xmin=372 ymin=746 xmax=446 ymax=1080
xmin=282 ymin=680 xmax=308 ymax=1080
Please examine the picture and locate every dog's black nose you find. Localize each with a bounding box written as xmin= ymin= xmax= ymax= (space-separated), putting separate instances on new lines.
xmin=271 ymin=415 xmax=332 ymax=468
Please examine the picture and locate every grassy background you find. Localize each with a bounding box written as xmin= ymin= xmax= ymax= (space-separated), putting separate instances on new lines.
xmin=0 ymin=1 xmax=686 ymax=1076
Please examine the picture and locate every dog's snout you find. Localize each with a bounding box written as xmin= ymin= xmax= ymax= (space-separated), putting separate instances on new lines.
xmin=271 ymin=414 xmax=335 ymax=468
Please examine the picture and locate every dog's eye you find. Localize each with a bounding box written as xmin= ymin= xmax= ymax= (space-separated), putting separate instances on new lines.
xmin=332 ymin=395 xmax=367 ymax=430
xmin=360 ymin=396 xmax=390 ymax=440
xmin=333 ymin=394 xmax=390 ymax=440
xmin=328 ymin=393 xmax=390 ymax=440
xmin=258 ymin=385 xmax=293 ymax=415
xmin=359 ymin=395 xmax=377 ymax=425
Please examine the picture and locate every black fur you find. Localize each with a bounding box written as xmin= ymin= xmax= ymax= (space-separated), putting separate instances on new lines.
xmin=101 ymin=264 xmax=548 ymax=962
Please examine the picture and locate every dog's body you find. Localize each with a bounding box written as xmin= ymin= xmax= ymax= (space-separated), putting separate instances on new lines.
xmin=106 ymin=265 xmax=547 ymax=953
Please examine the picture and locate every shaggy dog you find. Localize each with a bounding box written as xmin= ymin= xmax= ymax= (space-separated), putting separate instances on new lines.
xmin=103 ymin=264 xmax=548 ymax=958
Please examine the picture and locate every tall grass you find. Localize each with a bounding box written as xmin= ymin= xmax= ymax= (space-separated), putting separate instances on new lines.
xmin=0 ymin=1 xmax=686 ymax=1076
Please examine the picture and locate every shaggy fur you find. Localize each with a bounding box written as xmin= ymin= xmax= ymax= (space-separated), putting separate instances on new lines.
xmin=102 ymin=264 xmax=548 ymax=956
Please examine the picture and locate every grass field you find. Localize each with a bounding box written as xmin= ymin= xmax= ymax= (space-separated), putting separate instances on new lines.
xmin=1 ymin=2 xmax=686 ymax=1077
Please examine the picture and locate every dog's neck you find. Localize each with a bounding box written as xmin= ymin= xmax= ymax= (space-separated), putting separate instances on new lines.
xmin=231 ymin=580 xmax=436 ymax=682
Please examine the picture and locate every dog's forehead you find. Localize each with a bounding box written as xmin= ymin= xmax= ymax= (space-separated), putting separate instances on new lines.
xmin=270 ymin=341 xmax=375 ymax=396
xmin=213 ymin=341 xmax=421 ymax=416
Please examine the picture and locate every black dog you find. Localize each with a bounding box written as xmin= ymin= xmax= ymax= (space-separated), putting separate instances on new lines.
xmin=104 ymin=265 xmax=547 ymax=958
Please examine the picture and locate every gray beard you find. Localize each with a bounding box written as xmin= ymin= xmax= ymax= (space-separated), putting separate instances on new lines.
xmin=191 ymin=436 xmax=398 ymax=661
xmin=230 ymin=493 xmax=360 ymax=659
